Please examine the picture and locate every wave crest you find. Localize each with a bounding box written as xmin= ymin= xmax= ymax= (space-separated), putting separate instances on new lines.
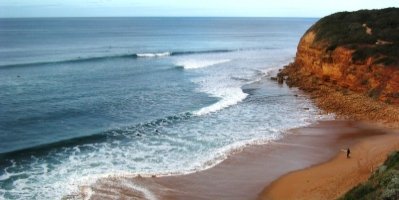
xmin=0 ymin=112 xmax=193 ymax=159
xmin=1 ymin=49 xmax=235 ymax=68
xmin=194 ymin=87 xmax=248 ymax=115
xmin=176 ymin=59 xmax=231 ymax=69
xmin=136 ymin=52 xmax=171 ymax=57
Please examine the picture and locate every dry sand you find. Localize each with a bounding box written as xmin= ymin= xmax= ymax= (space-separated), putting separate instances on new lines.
xmin=260 ymin=129 xmax=399 ymax=200
xmin=256 ymin=63 xmax=399 ymax=200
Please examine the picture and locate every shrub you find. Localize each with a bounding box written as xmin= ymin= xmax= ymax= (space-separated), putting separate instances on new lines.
xmin=341 ymin=183 xmax=375 ymax=200
xmin=340 ymin=151 xmax=399 ymax=200
xmin=381 ymin=188 xmax=399 ymax=200
xmin=309 ymin=8 xmax=399 ymax=66
xmin=384 ymin=151 xmax=399 ymax=169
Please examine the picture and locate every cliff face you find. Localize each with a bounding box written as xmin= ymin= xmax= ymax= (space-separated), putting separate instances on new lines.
xmin=295 ymin=30 xmax=399 ymax=103
xmin=291 ymin=8 xmax=399 ymax=104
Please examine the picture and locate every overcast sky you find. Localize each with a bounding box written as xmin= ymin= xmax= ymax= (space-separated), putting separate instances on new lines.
xmin=0 ymin=0 xmax=397 ymax=18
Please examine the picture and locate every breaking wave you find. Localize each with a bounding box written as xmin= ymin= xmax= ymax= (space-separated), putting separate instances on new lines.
xmin=176 ymin=59 xmax=231 ymax=69
xmin=0 ymin=49 xmax=235 ymax=68
xmin=136 ymin=52 xmax=171 ymax=57
xmin=194 ymin=87 xmax=248 ymax=115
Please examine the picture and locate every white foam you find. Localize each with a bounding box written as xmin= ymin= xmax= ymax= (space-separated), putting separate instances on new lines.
xmin=136 ymin=52 xmax=171 ymax=57
xmin=0 ymin=171 xmax=25 ymax=181
xmin=259 ymin=67 xmax=281 ymax=77
xmin=183 ymin=136 xmax=281 ymax=174
xmin=76 ymin=176 xmax=157 ymax=200
xmin=1 ymin=49 xmax=337 ymax=200
xmin=177 ymin=59 xmax=231 ymax=69
xmin=119 ymin=178 xmax=158 ymax=200
xmin=74 ymin=135 xmax=281 ymax=200
xmin=194 ymin=87 xmax=248 ymax=116
xmin=2 ymin=94 xmax=333 ymax=200
xmin=82 ymin=186 xmax=93 ymax=200
xmin=181 ymin=58 xmax=247 ymax=115
xmin=0 ymin=173 xmax=10 ymax=182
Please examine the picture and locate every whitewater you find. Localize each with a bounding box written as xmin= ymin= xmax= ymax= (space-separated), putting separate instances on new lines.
xmin=0 ymin=17 xmax=323 ymax=199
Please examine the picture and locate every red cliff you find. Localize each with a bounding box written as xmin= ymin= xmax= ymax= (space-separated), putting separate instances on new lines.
xmin=294 ymin=30 xmax=399 ymax=103
xmin=282 ymin=8 xmax=399 ymax=104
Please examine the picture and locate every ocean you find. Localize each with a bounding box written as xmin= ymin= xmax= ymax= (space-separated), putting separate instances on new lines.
xmin=0 ymin=17 xmax=329 ymax=199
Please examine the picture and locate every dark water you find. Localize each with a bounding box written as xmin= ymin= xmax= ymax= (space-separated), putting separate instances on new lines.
xmin=0 ymin=18 xmax=329 ymax=199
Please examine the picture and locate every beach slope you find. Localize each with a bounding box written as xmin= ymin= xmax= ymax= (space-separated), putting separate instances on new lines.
xmin=262 ymin=7 xmax=399 ymax=200
xmin=260 ymin=131 xmax=399 ymax=200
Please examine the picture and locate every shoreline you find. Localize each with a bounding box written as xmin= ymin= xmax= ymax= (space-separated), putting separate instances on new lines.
xmin=260 ymin=128 xmax=399 ymax=200
xmin=257 ymin=62 xmax=399 ymax=199
xmin=74 ymin=66 xmax=399 ymax=200
xmin=74 ymin=65 xmax=399 ymax=200
xmin=79 ymin=120 xmax=397 ymax=200
xmin=278 ymin=63 xmax=399 ymax=127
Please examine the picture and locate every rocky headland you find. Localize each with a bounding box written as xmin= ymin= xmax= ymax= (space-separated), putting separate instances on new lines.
xmin=263 ymin=8 xmax=399 ymax=200
xmin=73 ymin=8 xmax=399 ymax=200
xmin=277 ymin=8 xmax=399 ymax=125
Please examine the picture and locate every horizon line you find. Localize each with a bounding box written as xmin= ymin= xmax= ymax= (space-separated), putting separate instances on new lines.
xmin=0 ymin=16 xmax=321 ymax=19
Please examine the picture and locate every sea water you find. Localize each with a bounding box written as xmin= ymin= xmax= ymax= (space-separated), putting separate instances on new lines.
xmin=0 ymin=17 xmax=329 ymax=199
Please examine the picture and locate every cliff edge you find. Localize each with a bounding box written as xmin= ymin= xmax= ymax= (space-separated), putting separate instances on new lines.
xmin=278 ymin=8 xmax=399 ymax=124
xmin=282 ymin=8 xmax=399 ymax=104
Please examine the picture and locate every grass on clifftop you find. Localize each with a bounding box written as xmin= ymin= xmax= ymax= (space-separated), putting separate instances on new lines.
xmin=340 ymin=151 xmax=399 ymax=200
xmin=309 ymin=7 xmax=399 ymax=66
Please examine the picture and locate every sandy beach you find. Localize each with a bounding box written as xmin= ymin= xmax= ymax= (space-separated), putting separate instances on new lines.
xmin=79 ymin=59 xmax=399 ymax=200
xmin=82 ymin=120 xmax=398 ymax=200
xmin=260 ymin=128 xmax=399 ymax=200
xmin=78 ymin=9 xmax=399 ymax=199
xmin=2 ymin=5 xmax=398 ymax=200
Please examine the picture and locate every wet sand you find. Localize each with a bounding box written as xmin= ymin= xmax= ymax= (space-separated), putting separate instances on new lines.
xmin=260 ymin=127 xmax=399 ymax=200
xmin=84 ymin=120 xmax=397 ymax=200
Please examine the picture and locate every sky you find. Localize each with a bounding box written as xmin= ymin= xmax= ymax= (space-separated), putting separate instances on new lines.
xmin=0 ymin=0 xmax=397 ymax=18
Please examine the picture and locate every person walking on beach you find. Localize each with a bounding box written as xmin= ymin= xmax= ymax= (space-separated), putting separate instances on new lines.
xmin=346 ymin=148 xmax=351 ymax=158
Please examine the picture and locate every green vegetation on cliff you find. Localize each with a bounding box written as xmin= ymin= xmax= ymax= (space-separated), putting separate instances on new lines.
xmin=308 ymin=8 xmax=399 ymax=66
xmin=340 ymin=151 xmax=399 ymax=200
